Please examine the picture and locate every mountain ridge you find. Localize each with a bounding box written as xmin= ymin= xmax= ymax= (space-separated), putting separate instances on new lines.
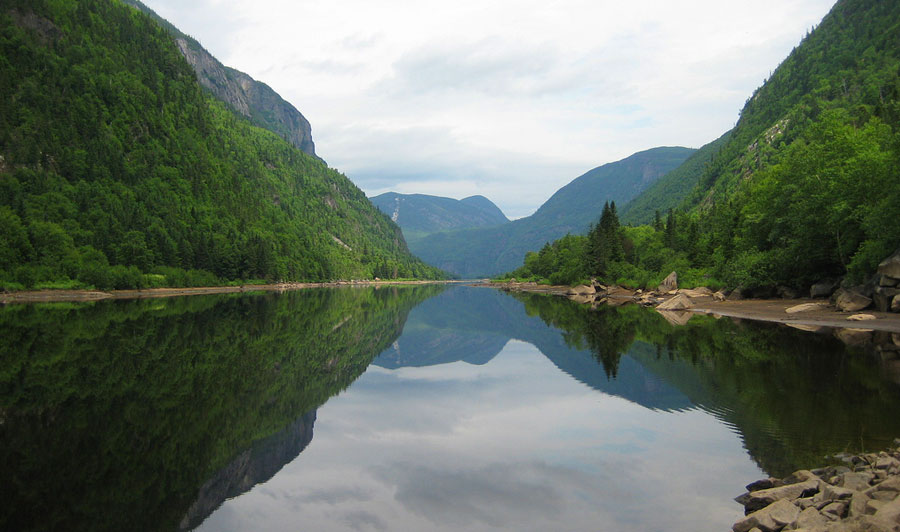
xmin=411 ymin=147 xmax=695 ymax=277
xmin=370 ymin=192 xmax=509 ymax=245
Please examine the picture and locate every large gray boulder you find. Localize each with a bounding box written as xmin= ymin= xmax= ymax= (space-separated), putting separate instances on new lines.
xmin=658 ymin=271 xmax=678 ymax=293
xmin=878 ymin=248 xmax=900 ymax=280
xmin=811 ymin=280 xmax=839 ymax=298
xmin=874 ymin=287 xmax=900 ymax=312
xmin=835 ymin=288 xmax=873 ymax=312
xmin=733 ymin=499 xmax=801 ymax=532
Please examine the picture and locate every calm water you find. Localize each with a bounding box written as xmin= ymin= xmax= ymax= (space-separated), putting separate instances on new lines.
xmin=3 ymin=285 xmax=900 ymax=532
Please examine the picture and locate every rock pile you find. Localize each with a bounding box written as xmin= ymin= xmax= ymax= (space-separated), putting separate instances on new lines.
xmin=733 ymin=444 xmax=900 ymax=532
xmin=826 ymin=249 xmax=900 ymax=314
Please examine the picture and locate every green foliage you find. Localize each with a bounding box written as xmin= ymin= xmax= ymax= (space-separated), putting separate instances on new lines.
xmin=0 ymin=0 xmax=442 ymax=290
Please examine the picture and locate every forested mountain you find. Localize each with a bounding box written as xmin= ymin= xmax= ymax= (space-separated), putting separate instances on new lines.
xmin=120 ymin=0 xmax=317 ymax=157
xmin=508 ymin=0 xmax=900 ymax=292
xmin=413 ymin=147 xmax=694 ymax=278
xmin=370 ymin=192 xmax=509 ymax=245
xmin=0 ymin=0 xmax=442 ymax=290
xmin=619 ymin=132 xmax=731 ymax=225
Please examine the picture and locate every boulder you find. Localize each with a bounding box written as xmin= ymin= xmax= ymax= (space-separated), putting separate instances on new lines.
xmin=733 ymin=499 xmax=801 ymax=532
xmin=877 ymin=248 xmax=900 ymax=279
xmin=728 ymin=287 xmax=746 ymax=301
xmin=811 ymin=280 xmax=840 ymax=298
xmin=567 ymin=294 xmax=593 ymax=305
xmin=658 ymin=271 xmax=678 ymax=292
xmin=880 ymin=275 xmax=899 ymax=287
xmin=847 ymin=314 xmax=877 ymax=321
xmin=657 ymin=293 xmax=693 ymax=311
xmin=873 ymin=287 xmax=900 ymax=312
xmin=713 ymin=291 xmax=727 ymax=301
xmin=745 ymin=479 xmax=820 ymax=512
xmin=840 ymin=472 xmax=875 ymax=492
xmin=747 ymin=478 xmax=784 ymax=492
xmin=874 ymin=496 xmax=900 ymax=524
xmin=893 ymin=295 xmax=900 ymax=313
xmin=849 ymin=491 xmax=871 ymax=518
xmin=679 ymin=288 xmax=713 ymax=298
xmin=793 ymin=506 xmax=829 ymax=529
xmin=786 ymin=303 xmax=827 ymax=314
xmin=835 ymin=288 xmax=873 ymax=312
xmin=777 ymin=285 xmax=800 ymax=299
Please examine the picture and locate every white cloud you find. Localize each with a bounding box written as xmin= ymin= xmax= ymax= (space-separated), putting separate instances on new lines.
xmin=141 ymin=0 xmax=836 ymax=218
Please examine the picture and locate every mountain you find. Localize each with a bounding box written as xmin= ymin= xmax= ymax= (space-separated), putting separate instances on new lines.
xmin=120 ymin=0 xmax=316 ymax=157
xmin=620 ymin=131 xmax=731 ymax=225
xmin=508 ymin=0 xmax=900 ymax=291
xmin=0 ymin=0 xmax=442 ymax=289
xmin=412 ymin=147 xmax=695 ymax=278
xmin=370 ymin=192 xmax=509 ymax=245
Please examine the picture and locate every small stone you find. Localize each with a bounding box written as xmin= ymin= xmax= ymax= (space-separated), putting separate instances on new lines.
xmin=784 ymin=470 xmax=820 ymax=484
xmin=867 ymin=499 xmax=886 ymax=514
xmin=796 ymin=497 xmax=817 ymax=510
xmin=872 ymin=476 xmax=900 ymax=493
xmin=847 ymin=313 xmax=878 ymax=321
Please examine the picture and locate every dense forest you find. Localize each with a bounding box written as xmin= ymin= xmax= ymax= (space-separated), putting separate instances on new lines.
xmin=0 ymin=0 xmax=442 ymax=291
xmin=505 ymin=0 xmax=900 ymax=292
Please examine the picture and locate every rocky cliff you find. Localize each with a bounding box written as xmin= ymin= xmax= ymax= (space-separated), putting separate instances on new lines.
xmin=123 ymin=1 xmax=316 ymax=157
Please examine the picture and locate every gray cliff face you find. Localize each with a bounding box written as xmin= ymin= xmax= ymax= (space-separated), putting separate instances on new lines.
xmin=179 ymin=410 xmax=317 ymax=530
xmin=175 ymin=38 xmax=316 ymax=157
xmin=120 ymin=1 xmax=316 ymax=157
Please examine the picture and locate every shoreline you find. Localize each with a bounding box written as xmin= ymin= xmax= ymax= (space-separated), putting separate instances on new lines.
xmin=482 ymin=281 xmax=900 ymax=334
xmin=0 ymin=279 xmax=460 ymax=304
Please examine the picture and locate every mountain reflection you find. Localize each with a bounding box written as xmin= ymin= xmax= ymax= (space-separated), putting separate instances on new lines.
xmin=376 ymin=286 xmax=900 ymax=477
xmin=0 ymin=285 xmax=443 ymax=532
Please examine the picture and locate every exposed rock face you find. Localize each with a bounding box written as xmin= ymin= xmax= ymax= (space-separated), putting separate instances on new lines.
xmin=175 ymin=39 xmax=316 ymax=157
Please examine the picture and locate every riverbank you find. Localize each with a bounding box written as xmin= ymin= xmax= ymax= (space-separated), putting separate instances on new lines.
xmin=732 ymin=444 xmax=900 ymax=532
xmin=0 ymin=279 xmax=457 ymax=304
xmin=482 ymin=281 xmax=900 ymax=334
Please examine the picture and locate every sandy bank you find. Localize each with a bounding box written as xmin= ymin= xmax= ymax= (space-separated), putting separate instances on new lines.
xmin=0 ymin=280 xmax=457 ymax=304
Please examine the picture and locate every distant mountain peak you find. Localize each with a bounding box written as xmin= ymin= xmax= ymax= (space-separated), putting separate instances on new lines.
xmin=370 ymin=192 xmax=509 ymax=245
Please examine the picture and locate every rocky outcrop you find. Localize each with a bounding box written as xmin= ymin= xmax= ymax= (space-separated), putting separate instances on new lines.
xmin=175 ymin=39 xmax=316 ymax=157
xmin=732 ymin=444 xmax=900 ymax=532
xmin=879 ymin=249 xmax=900 ymax=280
xmin=121 ymin=1 xmax=316 ymax=157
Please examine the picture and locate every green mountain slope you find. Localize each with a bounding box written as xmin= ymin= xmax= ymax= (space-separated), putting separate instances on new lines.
xmin=506 ymin=0 xmax=900 ymax=292
xmin=120 ymin=0 xmax=317 ymax=157
xmin=679 ymin=0 xmax=900 ymax=286
xmin=370 ymin=192 xmax=509 ymax=245
xmin=620 ymin=132 xmax=731 ymax=225
xmin=413 ymin=147 xmax=694 ymax=278
xmin=0 ymin=0 xmax=441 ymax=289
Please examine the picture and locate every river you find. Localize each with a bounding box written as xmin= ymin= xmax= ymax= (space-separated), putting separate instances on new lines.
xmin=2 ymin=284 xmax=900 ymax=531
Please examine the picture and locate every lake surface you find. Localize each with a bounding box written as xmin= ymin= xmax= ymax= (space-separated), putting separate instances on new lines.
xmin=3 ymin=285 xmax=900 ymax=531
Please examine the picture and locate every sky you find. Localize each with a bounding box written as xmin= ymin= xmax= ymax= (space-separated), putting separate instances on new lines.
xmin=141 ymin=0 xmax=836 ymax=219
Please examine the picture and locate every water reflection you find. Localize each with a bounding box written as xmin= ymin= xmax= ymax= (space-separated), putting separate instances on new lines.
xmin=3 ymin=284 xmax=900 ymax=532
xmin=0 ymin=286 xmax=442 ymax=532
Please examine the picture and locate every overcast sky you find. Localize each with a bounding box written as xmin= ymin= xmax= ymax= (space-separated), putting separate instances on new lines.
xmin=141 ymin=0 xmax=835 ymax=219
